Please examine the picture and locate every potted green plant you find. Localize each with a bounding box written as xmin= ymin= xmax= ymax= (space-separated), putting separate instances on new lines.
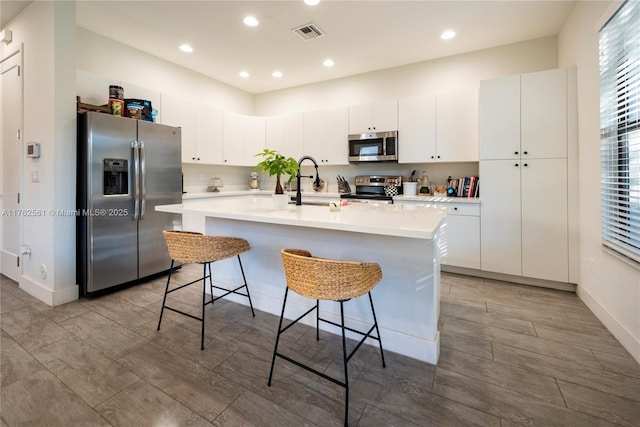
xmin=255 ymin=149 xmax=299 ymax=194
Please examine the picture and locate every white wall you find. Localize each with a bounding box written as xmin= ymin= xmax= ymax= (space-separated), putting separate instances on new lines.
xmin=254 ymin=36 xmax=559 ymax=115
xmin=76 ymin=27 xmax=253 ymax=115
xmin=559 ymin=0 xmax=640 ymax=363
xmin=1 ymin=1 xmax=77 ymax=304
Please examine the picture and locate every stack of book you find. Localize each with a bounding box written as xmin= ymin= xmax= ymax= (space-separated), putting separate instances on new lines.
xmin=449 ymin=175 xmax=479 ymax=198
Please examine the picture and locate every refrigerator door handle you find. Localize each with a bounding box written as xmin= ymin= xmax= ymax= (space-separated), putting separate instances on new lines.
xmin=140 ymin=140 xmax=146 ymax=219
xmin=132 ymin=140 xmax=140 ymax=220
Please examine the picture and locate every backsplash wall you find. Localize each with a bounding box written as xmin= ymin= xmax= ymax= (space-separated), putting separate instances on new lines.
xmin=182 ymin=162 xmax=480 ymax=194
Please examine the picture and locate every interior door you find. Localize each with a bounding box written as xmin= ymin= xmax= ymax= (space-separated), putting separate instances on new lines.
xmin=1 ymin=50 xmax=22 ymax=281
xmin=137 ymin=120 xmax=181 ymax=279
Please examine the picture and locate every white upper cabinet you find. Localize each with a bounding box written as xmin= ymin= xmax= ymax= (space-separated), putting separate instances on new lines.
xmin=480 ymin=69 xmax=567 ymax=160
xmin=162 ymin=94 xmax=223 ymax=165
xmin=194 ymin=104 xmax=223 ymax=164
xmin=303 ymin=106 xmax=348 ymax=165
xmin=398 ymin=94 xmax=436 ymax=163
xmin=161 ymin=93 xmax=196 ymax=163
xmin=242 ymin=115 xmax=266 ymax=167
xmin=479 ymin=74 xmax=520 ymax=160
xmin=436 ymin=88 xmax=478 ymax=162
xmin=265 ymin=113 xmax=304 ymax=160
xmin=521 ymin=69 xmax=567 ymax=159
xmin=222 ymin=111 xmax=244 ymax=166
xmin=223 ymin=113 xmax=265 ymax=167
xmin=348 ymin=99 xmax=398 ymax=134
xmin=398 ymin=89 xmax=477 ymax=163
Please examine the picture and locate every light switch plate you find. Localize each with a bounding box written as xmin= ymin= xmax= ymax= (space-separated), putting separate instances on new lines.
xmin=31 ymin=170 xmax=40 ymax=182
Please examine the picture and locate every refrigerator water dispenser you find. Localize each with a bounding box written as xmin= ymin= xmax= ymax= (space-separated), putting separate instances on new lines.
xmin=103 ymin=159 xmax=128 ymax=195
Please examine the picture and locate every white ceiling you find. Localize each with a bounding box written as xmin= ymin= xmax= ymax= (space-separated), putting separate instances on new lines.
xmin=7 ymin=1 xmax=577 ymax=95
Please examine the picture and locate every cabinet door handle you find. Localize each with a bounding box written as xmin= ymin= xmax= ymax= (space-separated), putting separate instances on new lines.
xmin=437 ymin=155 xmax=441 ymax=159
xmin=431 ymin=155 xmax=435 ymax=159
xmin=523 ymin=163 xmax=528 ymax=167
xmin=523 ymin=151 xmax=528 ymax=155
xmin=453 ymin=207 xmax=458 ymax=211
xmin=515 ymin=163 xmax=519 ymax=167
xmin=192 ymin=157 xmax=196 ymax=160
xmin=514 ymin=151 xmax=519 ymax=155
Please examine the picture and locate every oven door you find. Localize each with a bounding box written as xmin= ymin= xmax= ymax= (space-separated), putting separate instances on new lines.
xmin=348 ymin=135 xmax=384 ymax=162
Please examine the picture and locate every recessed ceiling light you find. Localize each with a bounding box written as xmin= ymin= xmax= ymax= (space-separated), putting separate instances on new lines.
xmin=304 ymin=0 xmax=321 ymax=5
xmin=179 ymin=44 xmax=193 ymax=53
xmin=323 ymin=58 xmax=335 ymax=67
xmin=440 ymin=30 xmax=456 ymax=40
xmin=239 ymin=71 xmax=250 ymax=78
xmin=243 ymin=15 xmax=259 ymax=27
xmin=272 ymin=71 xmax=283 ymax=78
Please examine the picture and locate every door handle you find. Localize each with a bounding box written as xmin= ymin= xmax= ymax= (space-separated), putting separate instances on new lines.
xmin=132 ymin=141 xmax=139 ymax=220
xmin=140 ymin=141 xmax=146 ymax=219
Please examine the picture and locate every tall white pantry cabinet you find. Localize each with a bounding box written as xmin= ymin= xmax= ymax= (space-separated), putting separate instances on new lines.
xmin=479 ymin=68 xmax=578 ymax=284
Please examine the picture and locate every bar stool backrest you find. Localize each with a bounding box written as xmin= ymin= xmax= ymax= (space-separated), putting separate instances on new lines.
xmin=163 ymin=230 xmax=250 ymax=264
xmin=280 ymin=248 xmax=382 ymax=301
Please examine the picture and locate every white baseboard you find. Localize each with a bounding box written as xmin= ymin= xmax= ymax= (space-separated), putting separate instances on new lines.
xmin=443 ymin=265 xmax=577 ymax=292
xmin=577 ymin=284 xmax=640 ymax=364
xmin=19 ymin=275 xmax=79 ymax=307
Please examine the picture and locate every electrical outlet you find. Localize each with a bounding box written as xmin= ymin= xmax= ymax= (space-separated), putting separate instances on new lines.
xmin=40 ymin=264 xmax=47 ymax=279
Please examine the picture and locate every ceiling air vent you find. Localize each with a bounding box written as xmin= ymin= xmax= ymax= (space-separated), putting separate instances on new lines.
xmin=292 ymin=22 xmax=325 ymax=41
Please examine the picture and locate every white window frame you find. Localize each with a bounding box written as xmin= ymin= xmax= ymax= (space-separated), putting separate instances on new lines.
xmin=600 ymin=0 xmax=640 ymax=265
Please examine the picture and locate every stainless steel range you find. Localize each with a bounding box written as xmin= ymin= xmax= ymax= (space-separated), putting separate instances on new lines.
xmin=340 ymin=175 xmax=402 ymax=204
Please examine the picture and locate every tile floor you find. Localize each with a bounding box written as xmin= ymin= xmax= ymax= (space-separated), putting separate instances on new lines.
xmin=1 ymin=266 xmax=639 ymax=426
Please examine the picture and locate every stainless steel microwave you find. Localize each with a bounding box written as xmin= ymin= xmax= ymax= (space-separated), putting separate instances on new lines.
xmin=348 ymin=131 xmax=398 ymax=163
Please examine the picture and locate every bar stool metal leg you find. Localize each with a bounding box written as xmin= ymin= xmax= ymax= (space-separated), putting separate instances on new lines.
xmin=201 ymin=263 xmax=207 ymax=350
xmin=268 ymin=287 xmax=290 ymax=386
xmin=368 ymin=292 xmax=386 ymax=368
xmin=316 ymin=299 xmax=320 ymax=341
xmin=206 ymin=255 xmax=255 ymax=318
xmin=157 ymin=260 xmax=175 ymax=331
xmin=237 ymin=255 xmax=255 ymax=317
xmin=340 ymin=300 xmax=349 ymax=427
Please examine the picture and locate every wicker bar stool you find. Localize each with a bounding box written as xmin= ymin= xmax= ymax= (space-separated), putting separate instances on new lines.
xmin=268 ymin=248 xmax=386 ymax=427
xmin=157 ymin=230 xmax=255 ymax=350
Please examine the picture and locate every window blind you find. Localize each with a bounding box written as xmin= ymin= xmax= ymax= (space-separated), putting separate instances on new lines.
xmin=600 ymin=0 xmax=640 ymax=264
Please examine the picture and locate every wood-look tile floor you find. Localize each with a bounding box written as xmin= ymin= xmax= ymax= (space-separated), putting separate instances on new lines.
xmin=1 ymin=266 xmax=639 ymax=426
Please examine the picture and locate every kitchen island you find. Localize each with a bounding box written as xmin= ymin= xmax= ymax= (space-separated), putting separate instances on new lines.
xmin=156 ymin=196 xmax=446 ymax=364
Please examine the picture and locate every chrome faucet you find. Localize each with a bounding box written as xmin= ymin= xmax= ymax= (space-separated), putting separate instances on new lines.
xmin=296 ymin=156 xmax=320 ymax=206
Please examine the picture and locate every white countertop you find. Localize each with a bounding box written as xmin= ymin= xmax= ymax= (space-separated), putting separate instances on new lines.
xmin=159 ymin=196 xmax=447 ymax=240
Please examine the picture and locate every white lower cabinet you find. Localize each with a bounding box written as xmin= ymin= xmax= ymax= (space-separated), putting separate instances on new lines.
xmin=394 ymin=200 xmax=480 ymax=269
xmin=436 ymin=203 xmax=481 ymax=269
xmin=480 ymin=158 xmax=569 ymax=282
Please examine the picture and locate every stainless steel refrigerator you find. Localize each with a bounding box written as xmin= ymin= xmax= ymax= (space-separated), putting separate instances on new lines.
xmin=77 ymin=112 xmax=182 ymax=295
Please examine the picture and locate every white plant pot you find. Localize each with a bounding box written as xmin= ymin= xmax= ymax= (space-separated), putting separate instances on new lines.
xmin=272 ymin=193 xmax=289 ymax=209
